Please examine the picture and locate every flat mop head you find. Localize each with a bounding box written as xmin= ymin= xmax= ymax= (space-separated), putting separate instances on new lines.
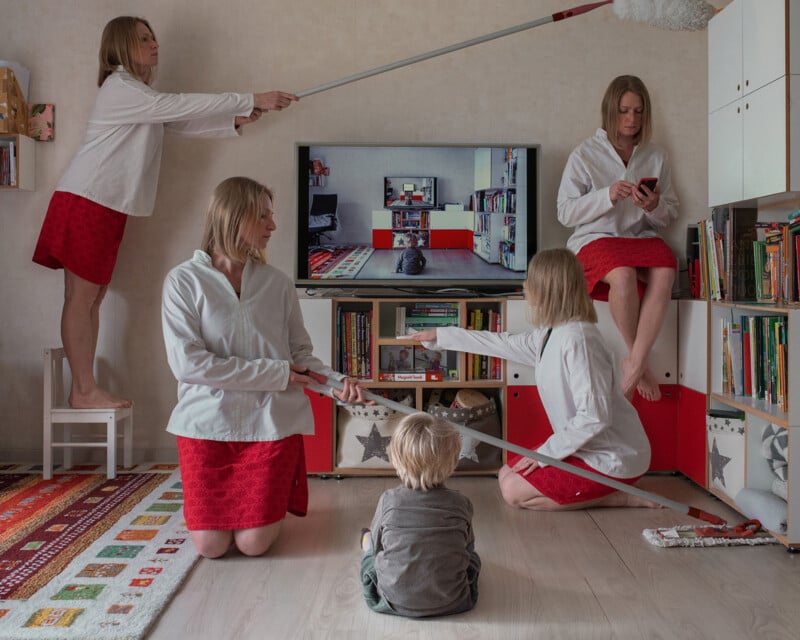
xmin=613 ymin=0 xmax=717 ymax=31
xmin=643 ymin=521 xmax=778 ymax=548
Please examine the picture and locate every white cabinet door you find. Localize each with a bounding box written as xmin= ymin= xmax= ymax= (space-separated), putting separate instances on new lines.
xmin=742 ymin=0 xmax=786 ymax=95
xmin=299 ymin=298 xmax=333 ymax=366
xmin=708 ymin=0 xmax=743 ymax=112
xmin=742 ymin=77 xmax=788 ymax=200
xmin=708 ymin=101 xmax=743 ymax=206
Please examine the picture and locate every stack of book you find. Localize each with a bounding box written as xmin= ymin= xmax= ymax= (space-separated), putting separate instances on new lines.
xmin=720 ymin=314 xmax=787 ymax=411
xmin=395 ymin=302 xmax=460 ymax=336
xmin=695 ymin=207 xmax=800 ymax=304
xmin=335 ymin=307 xmax=372 ymax=379
xmin=466 ymin=307 xmax=503 ymax=381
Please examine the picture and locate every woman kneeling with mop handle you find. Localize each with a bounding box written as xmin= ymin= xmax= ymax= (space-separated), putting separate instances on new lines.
xmin=411 ymin=248 xmax=661 ymax=511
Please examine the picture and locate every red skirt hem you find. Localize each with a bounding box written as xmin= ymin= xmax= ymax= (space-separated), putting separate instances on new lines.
xmin=176 ymin=435 xmax=308 ymax=531
xmin=507 ymin=452 xmax=642 ymax=505
xmin=577 ymin=237 xmax=677 ymax=302
xmin=32 ymin=191 xmax=127 ymax=286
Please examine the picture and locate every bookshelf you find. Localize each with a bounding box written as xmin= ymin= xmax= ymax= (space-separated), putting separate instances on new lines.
xmin=319 ymin=297 xmax=507 ymax=476
xmin=0 ymin=133 xmax=34 ymax=190
xmin=472 ymin=147 xmax=526 ymax=269
xmin=709 ymin=301 xmax=800 ymax=548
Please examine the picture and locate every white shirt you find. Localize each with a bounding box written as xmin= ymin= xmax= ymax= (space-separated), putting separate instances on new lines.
xmin=57 ymin=68 xmax=254 ymax=217
xmin=557 ymin=128 xmax=679 ymax=254
xmin=162 ymin=250 xmax=341 ymax=441
xmin=431 ymin=323 xmax=651 ymax=478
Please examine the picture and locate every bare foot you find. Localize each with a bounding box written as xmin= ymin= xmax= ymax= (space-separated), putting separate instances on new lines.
xmin=69 ymin=386 xmax=132 ymax=409
xmin=636 ymin=369 xmax=662 ymax=402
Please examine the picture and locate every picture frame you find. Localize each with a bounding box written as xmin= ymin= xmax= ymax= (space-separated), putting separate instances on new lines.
xmin=379 ymin=345 xmax=413 ymax=372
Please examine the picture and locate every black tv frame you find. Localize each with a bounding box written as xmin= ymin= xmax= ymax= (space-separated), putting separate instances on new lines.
xmin=295 ymin=143 xmax=538 ymax=296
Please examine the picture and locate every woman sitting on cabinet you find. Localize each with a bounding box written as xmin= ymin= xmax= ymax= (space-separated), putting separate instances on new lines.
xmin=557 ymin=75 xmax=679 ymax=402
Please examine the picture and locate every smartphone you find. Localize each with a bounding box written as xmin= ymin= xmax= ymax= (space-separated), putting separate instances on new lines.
xmin=637 ymin=177 xmax=658 ymax=195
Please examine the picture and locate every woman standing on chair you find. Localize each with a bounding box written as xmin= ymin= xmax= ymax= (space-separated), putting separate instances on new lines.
xmin=557 ymin=75 xmax=678 ymax=401
xmin=32 ymin=16 xmax=298 ymax=410
xmin=162 ymin=177 xmax=369 ymax=558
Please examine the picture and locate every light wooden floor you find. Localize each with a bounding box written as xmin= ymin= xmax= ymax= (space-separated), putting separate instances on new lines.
xmin=148 ymin=474 xmax=800 ymax=640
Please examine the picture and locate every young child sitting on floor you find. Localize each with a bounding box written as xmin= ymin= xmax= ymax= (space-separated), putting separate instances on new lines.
xmin=360 ymin=412 xmax=481 ymax=617
xmin=395 ymin=232 xmax=427 ymax=275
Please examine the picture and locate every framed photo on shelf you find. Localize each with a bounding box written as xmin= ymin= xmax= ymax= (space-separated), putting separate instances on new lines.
xmin=379 ymin=345 xmax=414 ymax=372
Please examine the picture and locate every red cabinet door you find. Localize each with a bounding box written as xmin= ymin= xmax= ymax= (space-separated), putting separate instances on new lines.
xmin=303 ymin=390 xmax=333 ymax=474
xmin=676 ymin=386 xmax=707 ymax=487
xmin=505 ymin=386 xmax=552 ymax=466
xmin=509 ymin=385 xmax=681 ymax=473
xmin=631 ymin=385 xmax=678 ymax=471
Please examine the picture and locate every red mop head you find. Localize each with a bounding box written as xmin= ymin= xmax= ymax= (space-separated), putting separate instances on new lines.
xmin=613 ymin=0 xmax=718 ymax=31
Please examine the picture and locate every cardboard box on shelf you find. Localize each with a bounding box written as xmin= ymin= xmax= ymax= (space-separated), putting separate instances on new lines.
xmin=0 ymin=67 xmax=28 ymax=135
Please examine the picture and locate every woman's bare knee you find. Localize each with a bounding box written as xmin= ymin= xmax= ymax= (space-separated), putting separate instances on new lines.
xmin=191 ymin=530 xmax=233 ymax=559
xmin=235 ymin=522 xmax=282 ymax=556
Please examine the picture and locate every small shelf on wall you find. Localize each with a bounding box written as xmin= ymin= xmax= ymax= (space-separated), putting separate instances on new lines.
xmin=0 ymin=133 xmax=34 ymax=191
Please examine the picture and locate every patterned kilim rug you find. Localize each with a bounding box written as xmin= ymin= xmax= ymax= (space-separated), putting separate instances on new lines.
xmin=0 ymin=463 xmax=198 ymax=639
xmin=309 ymin=245 xmax=374 ymax=279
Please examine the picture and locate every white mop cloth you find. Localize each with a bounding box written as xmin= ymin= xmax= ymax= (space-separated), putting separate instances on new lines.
xmin=642 ymin=525 xmax=779 ymax=548
xmin=613 ymin=0 xmax=717 ymax=31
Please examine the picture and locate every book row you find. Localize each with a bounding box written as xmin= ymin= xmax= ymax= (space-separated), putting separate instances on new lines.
xmin=720 ymin=314 xmax=787 ymax=411
xmin=0 ymin=139 xmax=18 ymax=186
xmin=690 ymin=208 xmax=800 ymax=304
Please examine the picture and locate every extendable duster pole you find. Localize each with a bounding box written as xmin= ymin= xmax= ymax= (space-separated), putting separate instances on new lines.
xmin=296 ymin=0 xmax=716 ymax=98
xmin=306 ymin=371 xmax=726 ymax=525
xmin=296 ymin=2 xmax=612 ymax=98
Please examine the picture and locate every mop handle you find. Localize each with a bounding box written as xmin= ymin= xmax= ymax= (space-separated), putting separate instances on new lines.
xmin=307 ymin=370 xmax=726 ymax=525
xmin=296 ymin=1 xmax=612 ymax=98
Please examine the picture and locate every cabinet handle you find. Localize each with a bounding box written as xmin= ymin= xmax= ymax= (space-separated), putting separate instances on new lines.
xmin=745 ymin=79 xmax=749 ymax=87
xmin=737 ymin=83 xmax=740 ymax=91
xmin=745 ymin=103 xmax=749 ymax=110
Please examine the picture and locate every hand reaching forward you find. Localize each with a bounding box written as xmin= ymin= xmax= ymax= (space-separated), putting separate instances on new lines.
xmin=253 ymin=90 xmax=299 ymax=112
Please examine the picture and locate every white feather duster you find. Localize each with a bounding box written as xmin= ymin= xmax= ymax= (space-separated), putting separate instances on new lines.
xmin=613 ymin=0 xmax=718 ymax=31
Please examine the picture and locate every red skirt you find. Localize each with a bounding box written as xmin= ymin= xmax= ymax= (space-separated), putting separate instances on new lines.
xmin=507 ymin=452 xmax=642 ymax=505
xmin=577 ymin=237 xmax=677 ymax=302
xmin=176 ymin=435 xmax=309 ymax=531
xmin=32 ymin=191 xmax=128 ymax=286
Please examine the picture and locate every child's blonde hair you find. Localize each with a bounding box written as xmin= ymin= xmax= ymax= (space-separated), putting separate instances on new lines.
xmin=525 ymin=248 xmax=597 ymax=327
xmin=390 ymin=413 xmax=460 ymax=491
xmin=201 ymin=176 xmax=273 ymax=265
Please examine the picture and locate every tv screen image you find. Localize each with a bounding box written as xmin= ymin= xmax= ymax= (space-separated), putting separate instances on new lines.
xmin=296 ymin=144 xmax=538 ymax=294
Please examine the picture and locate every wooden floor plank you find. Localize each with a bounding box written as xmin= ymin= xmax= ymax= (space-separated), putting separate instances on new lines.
xmin=148 ymin=475 xmax=800 ymax=640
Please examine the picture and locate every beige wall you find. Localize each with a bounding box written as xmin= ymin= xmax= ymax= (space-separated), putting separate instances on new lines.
xmin=0 ymin=1 xmax=716 ymax=461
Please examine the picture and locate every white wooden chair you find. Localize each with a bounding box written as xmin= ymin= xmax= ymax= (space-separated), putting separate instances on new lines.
xmin=42 ymin=347 xmax=133 ymax=479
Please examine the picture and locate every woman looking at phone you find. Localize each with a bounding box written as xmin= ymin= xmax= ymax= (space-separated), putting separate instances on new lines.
xmin=557 ymin=74 xmax=678 ymax=402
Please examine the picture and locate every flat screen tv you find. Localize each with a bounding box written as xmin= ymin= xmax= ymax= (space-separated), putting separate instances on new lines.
xmin=296 ymin=143 xmax=538 ymax=295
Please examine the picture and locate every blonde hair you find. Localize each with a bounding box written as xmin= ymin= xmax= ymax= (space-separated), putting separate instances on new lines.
xmin=525 ymin=248 xmax=597 ymax=327
xmin=601 ymin=75 xmax=652 ymax=147
xmin=201 ymin=177 xmax=274 ymax=265
xmin=98 ymin=16 xmax=156 ymax=86
xmin=389 ymin=413 xmax=460 ymax=491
